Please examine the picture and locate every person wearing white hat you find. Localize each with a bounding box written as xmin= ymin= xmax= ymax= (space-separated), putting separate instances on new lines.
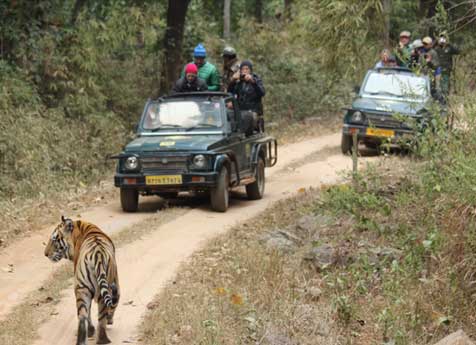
xmin=420 ymin=36 xmax=443 ymax=101
xmin=435 ymin=32 xmax=460 ymax=98
xmin=395 ymin=30 xmax=412 ymax=67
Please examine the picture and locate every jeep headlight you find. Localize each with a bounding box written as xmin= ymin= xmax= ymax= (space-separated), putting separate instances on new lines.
xmin=192 ymin=154 xmax=207 ymax=169
xmin=351 ymin=111 xmax=364 ymax=123
xmin=124 ymin=156 xmax=139 ymax=170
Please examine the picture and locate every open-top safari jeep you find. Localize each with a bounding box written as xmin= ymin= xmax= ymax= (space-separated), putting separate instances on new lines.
xmin=112 ymin=92 xmax=277 ymax=212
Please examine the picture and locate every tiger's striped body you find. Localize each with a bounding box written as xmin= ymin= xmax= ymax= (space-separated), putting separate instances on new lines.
xmin=44 ymin=217 xmax=120 ymax=345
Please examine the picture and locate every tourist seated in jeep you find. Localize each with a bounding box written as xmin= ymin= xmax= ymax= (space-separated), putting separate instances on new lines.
xmin=172 ymin=63 xmax=208 ymax=93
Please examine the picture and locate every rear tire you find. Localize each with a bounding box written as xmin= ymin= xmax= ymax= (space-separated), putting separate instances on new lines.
xmin=341 ymin=134 xmax=353 ymax=154
xmin=246 ymin=157 xmax=265 ymax=200
xmin=120 ymin=188 xmax=138 ymax=212
xmin=210 ymin=167 xmax=229 ymax=212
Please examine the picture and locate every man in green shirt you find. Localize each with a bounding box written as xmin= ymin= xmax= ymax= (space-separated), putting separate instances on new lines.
xmin=434 ymin=32 xmax=460 ymax=98
xmin=395 ymin=30 xmax=412 ymax=67
xmin=182 ymin=44 xmax=221 ymax=91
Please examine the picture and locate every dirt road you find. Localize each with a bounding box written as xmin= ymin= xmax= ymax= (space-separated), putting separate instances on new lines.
xmin=0 ymin=132 xmax=376 ymax=344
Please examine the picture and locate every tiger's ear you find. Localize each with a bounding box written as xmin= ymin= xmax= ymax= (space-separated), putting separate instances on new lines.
xmin=62 ymin=216 xmax=74 ymax=233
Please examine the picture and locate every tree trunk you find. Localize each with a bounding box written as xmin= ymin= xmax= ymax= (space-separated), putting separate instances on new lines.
xmin=419 ymin=0 xmax=437 ymax=18
xmin=71 ymin=0 xmax=87 ymax=25
xmin=382 ymin=0 xmax=392 ymax=47
xmin=159 ymin=0 xmax=191 ymax=95
xmin=255 ymin=0 xmax=263 ymax=23
xmin=224 ymin=0 xmax=231 ymax=39
xmin=284 ymin=0 xmax=293 ymax=21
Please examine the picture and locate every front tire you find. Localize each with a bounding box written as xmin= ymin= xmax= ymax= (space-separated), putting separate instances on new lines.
xmin=341 ymin=133 xmax=353 ymax=155
xmin=246 ymin=157 xmax=265 ymax=200
xmin=210 ymin=167 xmax=229 ymax=212
xmin=120 ymin=188 xmax=138 ymax=212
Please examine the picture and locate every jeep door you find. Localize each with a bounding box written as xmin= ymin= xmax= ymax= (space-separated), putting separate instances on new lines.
xmin=224 ymin=98 xmax=248 ymax=182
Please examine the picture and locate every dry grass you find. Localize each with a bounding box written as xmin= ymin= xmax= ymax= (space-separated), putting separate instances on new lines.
xmin=140 ymin=192 xmax=343 ymax=345
xmin=0 ymin=180 xmax=118 ymax=250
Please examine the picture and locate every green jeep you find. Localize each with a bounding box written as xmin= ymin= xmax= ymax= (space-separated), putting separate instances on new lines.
xmin=112 ymin=92 xmax=277 ymax=213
xmin=341 ymin=67 xmax=433 ymax=153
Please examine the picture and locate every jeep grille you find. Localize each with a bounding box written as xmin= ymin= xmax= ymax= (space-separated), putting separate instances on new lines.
xmin=141 ymin=156 xmax=188 ymax=172
xmin=366 ymin=114 xmax=411 ymax=130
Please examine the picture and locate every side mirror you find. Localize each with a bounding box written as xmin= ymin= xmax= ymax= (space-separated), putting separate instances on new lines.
xmin=134 ymin=124 xmax=139 ymax=133
xmin=354 ymin=86 xmax=361 ymax=94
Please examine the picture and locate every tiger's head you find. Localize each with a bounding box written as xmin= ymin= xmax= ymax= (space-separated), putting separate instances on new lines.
xmin=44 ymin=216 xmax=75 ymax=262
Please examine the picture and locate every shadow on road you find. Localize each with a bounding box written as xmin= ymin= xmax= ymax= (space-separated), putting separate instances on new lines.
xmin=136 ymin=189 xmax=251 ymax=213
xmin=357 ymin=144 xmax=411 ymax=157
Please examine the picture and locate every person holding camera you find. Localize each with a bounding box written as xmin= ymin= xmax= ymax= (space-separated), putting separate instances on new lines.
xmin=435 ymin=32 xmax=460 ymax=98
xmin=222 ymin=46 xmax=241 ymax=92
xmin=375 ymin=49 xmax=398 ymax=68
xmin=228 ymin=60 xmax=266 ymax=132
xmin=419 ymin=37 xmax=443 ymax=101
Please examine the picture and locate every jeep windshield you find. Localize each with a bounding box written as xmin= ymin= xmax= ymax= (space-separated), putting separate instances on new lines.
xmin=141 ymin=99 xmax=223 ymax=132
xmin=362 ymin=71 xmax=429 ymax=100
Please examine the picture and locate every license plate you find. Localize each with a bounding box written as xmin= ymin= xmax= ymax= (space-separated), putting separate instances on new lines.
xmin=146 ymin=175 xmax=182 ymax=185
xmin=366 ymin=128 xmax=395 ymax=138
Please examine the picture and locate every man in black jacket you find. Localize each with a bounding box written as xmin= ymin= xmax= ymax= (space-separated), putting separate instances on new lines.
xmin=172 ymin=63 xmax=208 ymax=93
xmin=228 ymin=60 xmax=266 ymax=132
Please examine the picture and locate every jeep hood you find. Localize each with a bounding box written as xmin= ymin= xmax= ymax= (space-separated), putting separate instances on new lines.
xmin=352 ymin=97 xmax=427 ymax=116
xmin=124 ymin=134 xmax=227 ymax=153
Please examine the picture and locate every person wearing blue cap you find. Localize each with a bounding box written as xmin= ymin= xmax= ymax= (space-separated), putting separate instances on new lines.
xmin=181 ymin=44 xmax=221 ymax=91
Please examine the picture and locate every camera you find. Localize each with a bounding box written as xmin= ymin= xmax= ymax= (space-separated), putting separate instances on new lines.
xmin=240 ymin=74 xmax=246 ymax=81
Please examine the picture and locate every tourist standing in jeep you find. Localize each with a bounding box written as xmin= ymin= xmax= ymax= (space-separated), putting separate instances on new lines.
xmin=182 ymin=44 xmax=221 ymax=91
xmin=228 ymin=60 xmax=266 ymax=132
xmin=435 ymin=32 xmax=460 ymax=99
xmin=395 ymin=30 xmax=412 ymax=67
xmin=221 ymin=46 xmax=241 ymax=92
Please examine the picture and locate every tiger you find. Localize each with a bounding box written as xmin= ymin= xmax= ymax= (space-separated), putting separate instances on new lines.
xmin=44 ymin=216 xmax=120 ymax=345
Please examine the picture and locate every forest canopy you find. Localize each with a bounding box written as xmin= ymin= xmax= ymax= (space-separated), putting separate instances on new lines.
xmin=0 ymin=0 xmax=475 ymax=202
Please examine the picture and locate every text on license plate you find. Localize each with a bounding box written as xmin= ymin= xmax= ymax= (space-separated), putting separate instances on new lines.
xmin=146 ymin=175 xmax=182 ymax=185
xmin=366 ymin=128 xmax=395 ymax=138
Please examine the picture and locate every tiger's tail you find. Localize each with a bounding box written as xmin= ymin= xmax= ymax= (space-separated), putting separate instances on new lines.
xmin=95 ymin=258 xmax=113 ymax=307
